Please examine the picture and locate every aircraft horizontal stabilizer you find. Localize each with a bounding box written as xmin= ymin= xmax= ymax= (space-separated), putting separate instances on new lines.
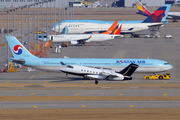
xmin=10 ymin=58 xmax=25 ymax=64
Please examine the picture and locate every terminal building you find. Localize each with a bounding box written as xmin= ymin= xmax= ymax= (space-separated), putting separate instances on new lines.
xmin=0 ymin=0 xmax=177 ymax=8
xmin=115 ymin=0 xmax=175 ymax=7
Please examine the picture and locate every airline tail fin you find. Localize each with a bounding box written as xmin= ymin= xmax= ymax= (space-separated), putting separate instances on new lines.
xmin=6 ymin=36 xmax=38 ymax=60
xmin=118 ymin=63 xmax=139 ymax=80
xmin=114 ymin=24 xmax=122 ymax=35
xmin=101 ymin=21 xmax=118 ymax=34
xmin=136 ymin=1 xmax=171 ymax=23
xmin=142 ymin=5 xmax=169 ymax=23
xmin=135 ymin=1 xmax=151 ymax=16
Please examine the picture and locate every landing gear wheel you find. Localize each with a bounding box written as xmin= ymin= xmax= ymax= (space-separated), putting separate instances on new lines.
xmin=66 ymin=74 xmax=68 ymax=78
xmin=95 ymin=80 xmax=98 ymax=84
xmin=173 ymin=19 xmax=177 ymax=22
xmin=159 ymin=76 xmax=163 ymax=80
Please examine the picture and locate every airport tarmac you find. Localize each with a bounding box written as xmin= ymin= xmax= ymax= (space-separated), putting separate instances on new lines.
xmin=1 ymin=101 xmax=180 ymax=109
xmin=1 ymin=89 xmax=180 ymax=97
xmin=0 ymin=7 xmax=180 ymax=120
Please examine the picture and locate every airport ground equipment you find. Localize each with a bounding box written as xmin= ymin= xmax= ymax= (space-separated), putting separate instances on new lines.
xmin=144 ymin=73 xmax=171 ymax=80
xmin=130 ymin=34 xmax=141 ymax=38
xmin=0 ymin=69 xmax=8 ymax=73
xmin=6 ymin=62 xmax=19 ymax=73
xmin=164 ymin=34 xmax=173 ymax=39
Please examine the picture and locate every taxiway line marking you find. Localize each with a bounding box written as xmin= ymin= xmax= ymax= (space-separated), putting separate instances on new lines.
xmin=119 ymin=93 xmax=124 ymax=96
xmin=44 ymin=81 xmax=49 ymax=83
xmin=82 ymin=105 xmax=86 ymax=108
xmin=30 ymin=75 xmax=34 ymax=79
xmin=123 ymin=81 xmax=127 ymax=84
xmin=163 ymin=93 xmax=168 ymax=96
xmin=163 ymin=82 xmax=167 ymax=84
xmin=30 ymin=93 xmax=36 ymax=95
xmin=21 ymin=73 xmax=26 ymax=76
xmin=33 ymin=106 xmax=38 ymax=108
xmin=84 ymin=81 xmax=88 ymax=83
xmin=5 ymin=81 xmax=10 ymax=83
xmin=130 ymin=105 xmax=134 ymax=108
xmin=75 ymin=93 xmax=80 ymax=95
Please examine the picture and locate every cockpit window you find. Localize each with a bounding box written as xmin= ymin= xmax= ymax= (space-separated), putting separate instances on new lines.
xmin=67 ymin=65 xmax=73 ymax=68
xmin=164 ymin=63 xmax=170 ymax=65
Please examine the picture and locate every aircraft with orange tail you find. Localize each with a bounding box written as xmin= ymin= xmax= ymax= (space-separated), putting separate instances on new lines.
xmin=48 ymin=21 xmax=123 ymax=45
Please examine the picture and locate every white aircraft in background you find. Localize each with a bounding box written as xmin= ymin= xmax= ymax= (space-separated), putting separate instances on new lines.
xmin=48 ymin=21 xmax=123 ymax=45
xmin=60 ymin=62 xmax=139 ymax=84
xmin=52 ymin=5 xmax=170 ymax=34
xmin=136 ymin=1 xmax=179 ymax=22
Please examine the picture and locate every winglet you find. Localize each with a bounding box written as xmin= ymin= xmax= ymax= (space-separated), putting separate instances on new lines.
xmin=60 ymin=62 xmax=66 ymax=65
xmin=162 ymin=4 xmax=171 ymax=22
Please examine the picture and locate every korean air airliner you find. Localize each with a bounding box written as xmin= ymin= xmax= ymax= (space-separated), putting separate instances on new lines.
xmin=6 ymin=36 xmax=172 ymax=73
xmin=52 ymin=5 xmax=171 ymax=34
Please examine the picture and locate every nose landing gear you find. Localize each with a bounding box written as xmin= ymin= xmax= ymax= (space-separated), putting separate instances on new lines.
xmin=95 ymin=80 xmax=98 ymax=84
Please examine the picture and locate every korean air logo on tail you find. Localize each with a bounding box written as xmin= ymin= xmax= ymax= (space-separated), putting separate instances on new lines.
xmin=13 ymin=45 xmax=23 ymax=55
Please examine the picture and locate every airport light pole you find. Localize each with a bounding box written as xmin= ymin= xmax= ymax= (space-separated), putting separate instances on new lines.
xmin=13 ymin=9 xmax=15 ymax=36
xmin=18 ymin=22 xmax=20 ymax=37
xmin=54 ymin=0 xmax=56 ymax=35
xmin=28 ymin=5 xmax=30 ymax=51
xmin=46 ymin=1 xmax=47 ymax=36
xmin=67 ymin=0 xmax=69 ymax=20
xmin=7 ymin=9 xmax=9 ymax=69
xmin=34 ymin=4 xmax=36 ymax=55
xmin=21 ymin=6 xmax=23 ymax=44
xmin=62 ymin=0 xmax=64 ymax=21
xmin=50 ymin=0 xmax=52 ymax=35
xmin=37 ymin=2 xmax=39 ymax=51
xmin=59 ymin=0 xmax=60 ymax=34
xmin=42 ymin=1 xmax=44 ymax=49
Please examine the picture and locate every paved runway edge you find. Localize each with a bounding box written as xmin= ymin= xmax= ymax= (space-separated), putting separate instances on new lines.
xmin=0 ymin=108 xmax=180 ymax=120
xmin=1 ymin=96 xmax=180 ymax=101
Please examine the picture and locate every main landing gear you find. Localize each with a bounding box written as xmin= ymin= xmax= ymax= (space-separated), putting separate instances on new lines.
xmin=66 ymin=73 xmax=68 ymax=78
xmin=95 ymin=80 xmax=98 ymax=85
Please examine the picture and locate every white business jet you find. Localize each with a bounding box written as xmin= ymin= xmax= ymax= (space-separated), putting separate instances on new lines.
xmin=60 ymin=62 xmax=139 ymax=84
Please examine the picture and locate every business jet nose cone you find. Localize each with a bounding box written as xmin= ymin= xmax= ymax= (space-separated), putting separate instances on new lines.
xmin=60 ymin=68 xmax=66 ymax=72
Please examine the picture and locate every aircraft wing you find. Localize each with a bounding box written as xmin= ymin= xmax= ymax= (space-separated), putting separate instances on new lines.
xmin=100 ymin=72 xmax=120 ymax=79
xmin=147 ymin=23 xmax=164 ymax=29
xmin=76 ymin=35 xmax=92 ymax=43
xmin=9 ymin=58 xmax=25 ymax=64
xmin=168 ymin=14 xmax=180 ymax=18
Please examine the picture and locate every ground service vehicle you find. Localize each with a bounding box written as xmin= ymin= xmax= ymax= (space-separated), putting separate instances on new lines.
xmin=144 ymin=73 xmax=171 ymax=80
xmin=131 ymin=34 xmax=141 ymax=38
xmin=164 ymin=34 xmax=173 ymax=38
